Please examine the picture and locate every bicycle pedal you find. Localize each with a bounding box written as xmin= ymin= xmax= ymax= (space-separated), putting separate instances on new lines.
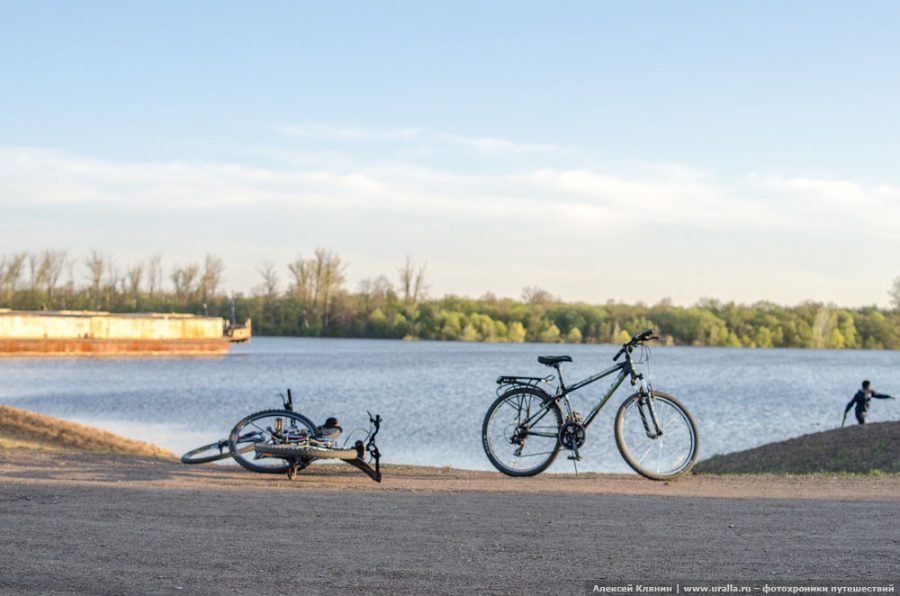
xmin=567 ymin=455 xmax=583 ymax=462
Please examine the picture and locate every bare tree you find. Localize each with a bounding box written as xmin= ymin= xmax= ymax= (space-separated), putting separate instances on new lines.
xmin=84 ymin=250 xmax=107 ymax=308
xmin=313 ymin=248 xmax=346 ymax=332
xmin=126 ymin=262 xmax=144 ymax=297
xmin=412 ymin=262 xmax=427 ymax=305
xmin=0 ymin=252 xmax=27 ymax=302
xmin=287 ymin=256 xmax=315 ymax=304
xmin=521 ymin=286 xmax=556 ymax=305
xmin=398 ymin=256 xmax=428 ymax=309
xmin=42 ymin=249 xmax=67 ymax=305
xmin=201 ymin=254 xmax=225 ymax=303
xmin=256 ymin=261 xmax=280 ymax=301
xmin=287 ymin=255 xmax=316 ymax=329
xmin=61 ymin=258 xmax=77 ymax=307
xmin=358 ymin=275 xmax=393 ymax=314
xmin=103 ymin=260 xmax=120 ymax=309
xmin=890 ymin=277 xmax=900 ymax=311
xmin=27 ymin=251 xmax=49 ymax=296
xmin=147 ymin=255 xmax=163 ymax=297
xmin=171 ymin=263 xmax=200 ymax=301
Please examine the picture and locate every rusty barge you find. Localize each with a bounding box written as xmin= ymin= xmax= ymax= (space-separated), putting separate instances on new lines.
xmin=0 ymin=310 xmax=251 ymax=356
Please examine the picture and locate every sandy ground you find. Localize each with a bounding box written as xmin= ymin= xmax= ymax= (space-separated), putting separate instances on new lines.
xmin=1 ymin=450 xmax=898 ymax=595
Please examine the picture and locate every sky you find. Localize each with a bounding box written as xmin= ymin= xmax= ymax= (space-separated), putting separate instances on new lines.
xmin=2 ymin=1 xmax=899 ymax=307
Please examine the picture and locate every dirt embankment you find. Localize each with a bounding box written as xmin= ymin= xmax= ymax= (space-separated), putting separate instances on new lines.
xmin=0 ymin=404 xmax=175 ymax=459
xmin=695 ymin=420 xmax=900 ymax=475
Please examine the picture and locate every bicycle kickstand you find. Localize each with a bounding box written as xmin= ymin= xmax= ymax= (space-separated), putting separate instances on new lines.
xmin=568 ymin=443 xmax=581 ymax=476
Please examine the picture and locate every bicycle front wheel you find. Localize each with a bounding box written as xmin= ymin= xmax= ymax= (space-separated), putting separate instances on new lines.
xmin=228 ymin=409 xmax=316 ymax=474
xmin=614 ymin=391 xmax=698 ymax=481
xmin=482 ymin=387 xmax=562 ymax=477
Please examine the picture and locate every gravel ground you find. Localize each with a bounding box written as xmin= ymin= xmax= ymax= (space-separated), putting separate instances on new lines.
xmin=1 ymin=450 xmax=898 ymax=595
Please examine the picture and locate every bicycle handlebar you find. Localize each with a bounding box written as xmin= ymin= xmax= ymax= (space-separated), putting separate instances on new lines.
xmin=613 ymin=329 xmax=659 ymax=361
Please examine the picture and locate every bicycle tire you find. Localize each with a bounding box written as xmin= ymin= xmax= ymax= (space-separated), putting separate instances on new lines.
xmin=482 ymin=386 xmax=562 ymax=477
xmin=228 ymin=409 xmax=317 ymax=474
xmin=254 ymin=443 xmax=362 ymax=461
xmin=181 ymin=439 xmax=232 ymax=464
xmin=614 ymin=390 xmax=699 ymax=481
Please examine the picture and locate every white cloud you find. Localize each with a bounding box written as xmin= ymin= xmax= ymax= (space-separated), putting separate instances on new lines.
xmin=4 ymin=137 xmax=900 ymax=242
xmin=750 ymin=175 xmax=900 ymax=237
xmin=513 ymin=167 xmax=763 ymax=227
xmin=280 ymin=122 xmax=424 ymax=141
xmin=439 ymin=134 xmax=563 ymax=153
xmin=757 ymin=176 xmax=868 ymax=204
xmin=279 ymin=122 xmax=566 ymax=154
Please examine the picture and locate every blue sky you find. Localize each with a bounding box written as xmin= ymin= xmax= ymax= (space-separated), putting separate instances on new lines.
xmin=2 ymin=1 xmax=899 ymax=306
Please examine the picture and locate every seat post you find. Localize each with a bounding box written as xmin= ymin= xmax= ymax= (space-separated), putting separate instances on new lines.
xmin=555 ymin=365 xmax=566 ymax=392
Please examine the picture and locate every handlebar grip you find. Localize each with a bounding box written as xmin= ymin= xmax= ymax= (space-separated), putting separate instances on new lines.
xmin=613 ymin=347 xmax=625 ymax=361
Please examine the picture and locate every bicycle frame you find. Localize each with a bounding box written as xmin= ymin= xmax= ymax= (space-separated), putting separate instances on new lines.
xmin=518 ymin=349 xmax=659 ymax=439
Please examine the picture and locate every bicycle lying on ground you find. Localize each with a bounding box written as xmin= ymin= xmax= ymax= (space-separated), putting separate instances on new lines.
xmin=181 ymin=389 xmax=383 ymax=482
xmin=482 ymin=329 xmax=698 ymax=480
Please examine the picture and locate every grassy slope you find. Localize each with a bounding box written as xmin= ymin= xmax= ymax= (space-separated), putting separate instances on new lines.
xmin=0 ymin=404 xmax=175 ymax=458
xmin=695 ymin=420 xmax=900 ymax=475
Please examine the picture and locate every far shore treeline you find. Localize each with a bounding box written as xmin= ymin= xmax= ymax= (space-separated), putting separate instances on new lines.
xmin=3 ymin=248 xmax=900 ymax=349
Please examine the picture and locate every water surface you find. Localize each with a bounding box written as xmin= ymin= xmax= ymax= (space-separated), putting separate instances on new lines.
xmin=2 ymin=337 xmax=898 ymax=473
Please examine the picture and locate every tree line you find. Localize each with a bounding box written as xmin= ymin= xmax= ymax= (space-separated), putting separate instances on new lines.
xmin=3 ymin=248 xmax=900 ymax=349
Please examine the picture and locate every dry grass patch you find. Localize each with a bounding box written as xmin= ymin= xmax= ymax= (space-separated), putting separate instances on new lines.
xmin=0 ymin=404 xmax=175 ymax=458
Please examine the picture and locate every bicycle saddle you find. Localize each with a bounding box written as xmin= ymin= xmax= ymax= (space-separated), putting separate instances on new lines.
xmin=315 ymin=417 xmax=342 ymax=441
xmin=537 ymin=355 xmax=572 ymax=367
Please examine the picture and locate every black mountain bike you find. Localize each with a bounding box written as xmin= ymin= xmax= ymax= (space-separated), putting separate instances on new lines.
xmin=482 ymin=330 xmax=698 ymax=480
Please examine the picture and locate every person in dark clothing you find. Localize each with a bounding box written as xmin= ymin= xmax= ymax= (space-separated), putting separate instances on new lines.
xmin=842 ymin=380 xmax=894 ymax=426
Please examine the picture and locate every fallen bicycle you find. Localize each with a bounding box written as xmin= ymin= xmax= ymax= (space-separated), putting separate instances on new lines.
xmin=180 ymin=389 xmax=383 ymax=482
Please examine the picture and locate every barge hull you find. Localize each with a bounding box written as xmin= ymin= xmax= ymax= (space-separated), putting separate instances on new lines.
xmin=0 ymin=338 xmax=232 ymax=357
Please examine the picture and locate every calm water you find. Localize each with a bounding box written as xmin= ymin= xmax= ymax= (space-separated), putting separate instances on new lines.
xmin=1 ymin=337 xmax=898 ymax=473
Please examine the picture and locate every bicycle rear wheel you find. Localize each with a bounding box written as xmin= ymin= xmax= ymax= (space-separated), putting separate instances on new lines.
xmin=482 ymin=387 xmax=562 ymax=477
xmin=614 ymin=391 xmax=698 ymax=480
xmin=228 ymin=409 xmax=316 ymax=474
xmin=181 ymin=439 xmax=231 ymax=464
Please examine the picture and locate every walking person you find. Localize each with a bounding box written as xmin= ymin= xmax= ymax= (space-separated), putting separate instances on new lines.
xmin=842 ymin=380 xmax=894 ymax=426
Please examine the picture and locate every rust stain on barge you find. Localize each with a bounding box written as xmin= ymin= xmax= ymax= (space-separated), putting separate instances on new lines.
xmin=0 ymin=310 xmax=251 ymax=357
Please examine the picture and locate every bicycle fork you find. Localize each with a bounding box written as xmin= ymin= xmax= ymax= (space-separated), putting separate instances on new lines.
xmin=636 ymin=391 xmax=663 ymax=439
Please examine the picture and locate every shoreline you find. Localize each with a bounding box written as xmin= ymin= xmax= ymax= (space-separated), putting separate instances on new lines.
xmin=3 ymin=448 xmax=899 ymax=501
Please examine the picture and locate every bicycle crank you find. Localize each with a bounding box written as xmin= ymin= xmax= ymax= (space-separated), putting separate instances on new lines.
xmin=559 ymin=421 xmax=586 ymax=451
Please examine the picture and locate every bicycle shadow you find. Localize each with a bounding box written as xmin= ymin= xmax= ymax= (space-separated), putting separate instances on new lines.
xmin=0 ymin=448 xmax=384 ymax=490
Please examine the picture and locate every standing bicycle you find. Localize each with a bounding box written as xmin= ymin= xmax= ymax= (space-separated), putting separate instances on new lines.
xmin=482 ymin=329 xmax=698 ymax=480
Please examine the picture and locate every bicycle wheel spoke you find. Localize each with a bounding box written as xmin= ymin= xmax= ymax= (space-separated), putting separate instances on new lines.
xmin=656 ymin=435 xmax=665 ymax=473
xmin=247 ymin=420 xmax=270 ymax=436
xmin=636 ymin=441 xmax=655 ymax=465
xmin=514 ymin=451 xmax=555 ymax=458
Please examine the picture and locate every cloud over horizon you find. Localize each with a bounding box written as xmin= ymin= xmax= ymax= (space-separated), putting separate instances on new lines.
xmin=2 ymin=125 xmax=898 ymax=307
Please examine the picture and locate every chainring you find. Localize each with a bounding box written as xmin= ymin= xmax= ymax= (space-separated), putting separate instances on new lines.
xmin=559 ymin=421 xmax=586 ymax=450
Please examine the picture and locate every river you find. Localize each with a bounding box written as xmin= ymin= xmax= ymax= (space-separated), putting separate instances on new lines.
xmin=2 ymin=337 xmax=898 ymax=473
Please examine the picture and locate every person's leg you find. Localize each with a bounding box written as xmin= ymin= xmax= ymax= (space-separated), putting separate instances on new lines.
xmin=855 ymin=409 xmax=866 ymax=425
